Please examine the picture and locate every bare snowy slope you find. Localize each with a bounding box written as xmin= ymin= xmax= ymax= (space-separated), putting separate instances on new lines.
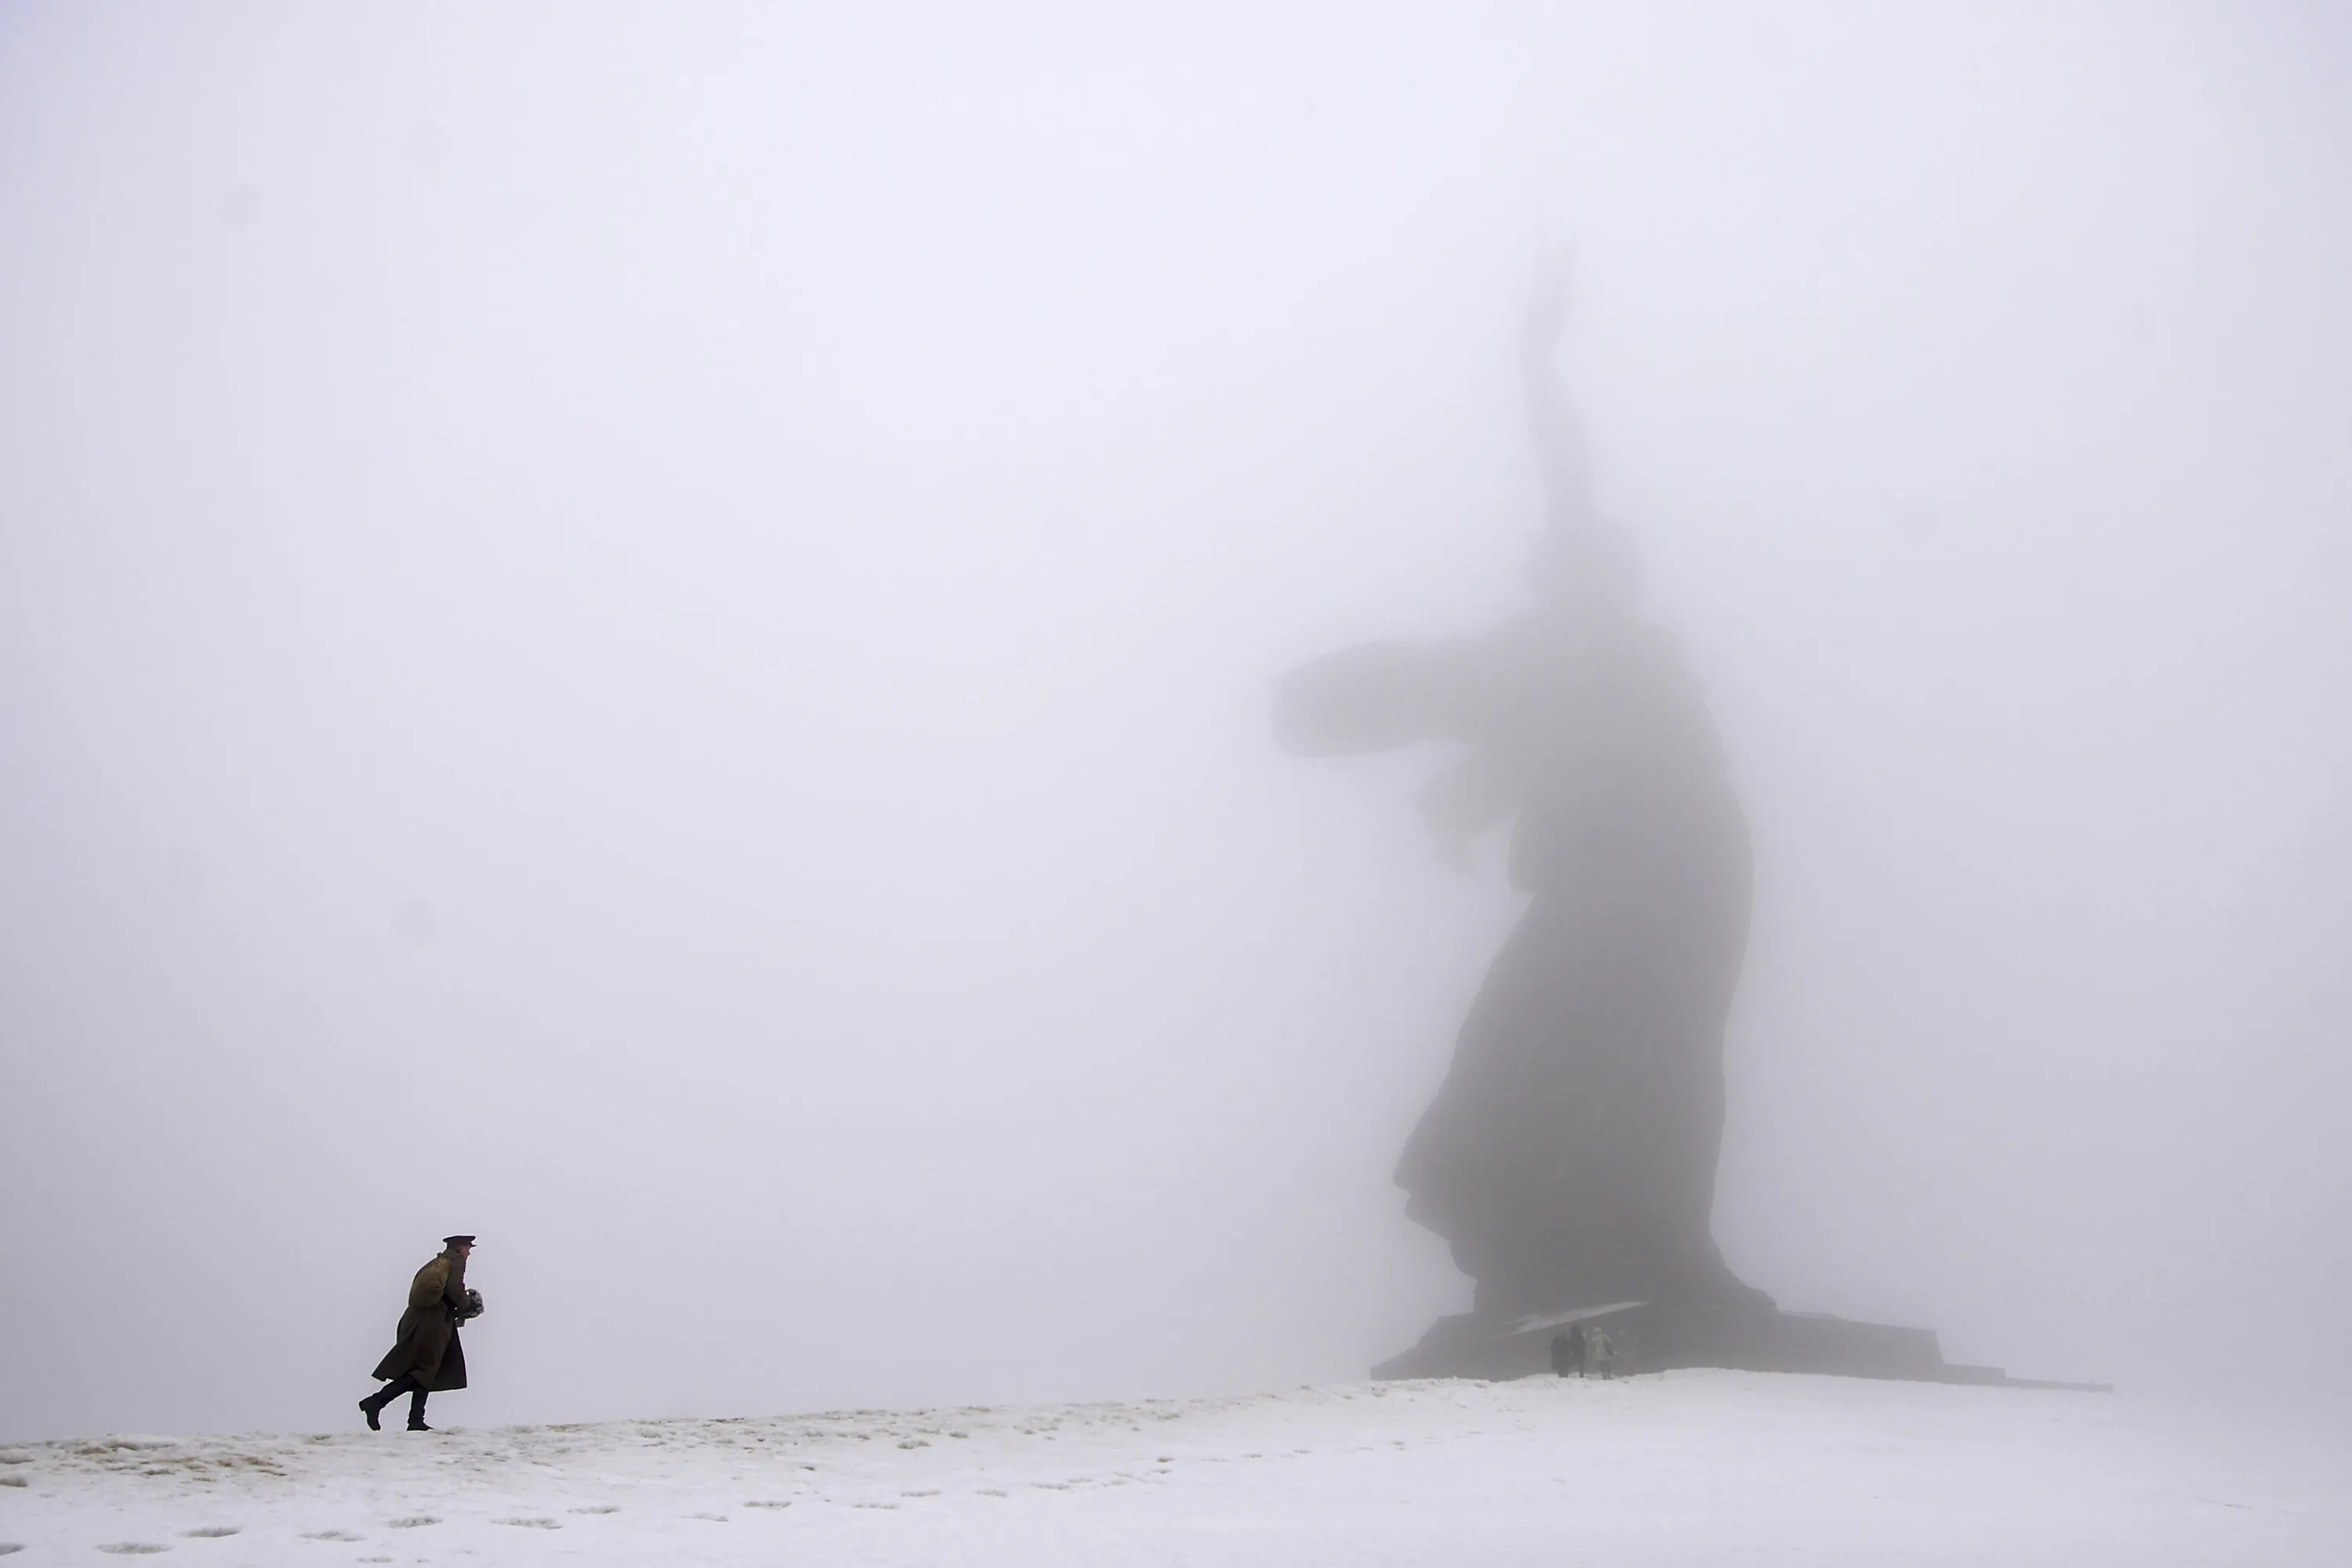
xmin=2 ymin=1371 xmax=2343 ymax=1565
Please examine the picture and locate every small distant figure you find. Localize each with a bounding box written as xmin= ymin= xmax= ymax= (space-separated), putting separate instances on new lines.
xmin=1550 ymin=1329 xmax=1585 ymax=1377
xmin=1585 ymin=1326 xmax=1617 ymax=1381
xmin=358 ymin=1234 xmax=484 ymax=1432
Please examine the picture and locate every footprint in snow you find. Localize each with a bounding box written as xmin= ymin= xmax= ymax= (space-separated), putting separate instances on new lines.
xmin=0 ymin=1548 xmax=21 ymax=1558
xmin=493 ymin=1518 xmax=561 ymax=1530
xmin=0 ymin=1479 xmax=22 ymax=1489
xmin=301 ymin=1531 xmax=364 ymax=1541
xmin=568 ymin=1505 xmax=621 ymax=1515
xmin=387 ymin=1517 xmax=437 ymax=1529
xmin=180 ymin=1526 xmax=240 ymax=1537
xmin=687 ymin=1513 xmax=728 ymax=1523
xmin=96 ymin=1547 xmax=169 ymax=1555
xmin=742 ymin=1501 xmax=791 ymax=1509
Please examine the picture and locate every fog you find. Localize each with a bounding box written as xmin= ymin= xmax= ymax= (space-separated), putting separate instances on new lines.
xmin=3 ymin=1 xmax=2348 ymax=1443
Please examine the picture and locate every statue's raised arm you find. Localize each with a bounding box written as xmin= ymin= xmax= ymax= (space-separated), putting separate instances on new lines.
xmin=1520 ymin=249 xmax=1601 ymax=543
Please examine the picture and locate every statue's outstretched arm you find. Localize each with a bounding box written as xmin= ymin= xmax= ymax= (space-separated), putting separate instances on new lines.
xmin=1523 ymin=249 xmax=1600 ymax=537
xmin=1271 ymin=639 xmax=1486 ymax=756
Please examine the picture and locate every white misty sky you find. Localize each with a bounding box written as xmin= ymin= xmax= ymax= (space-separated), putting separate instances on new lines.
xmin=1 ymin=0 xmax=2347 ymax=1441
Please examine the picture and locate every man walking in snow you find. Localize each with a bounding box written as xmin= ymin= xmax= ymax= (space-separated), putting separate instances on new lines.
xmin=359 ymin=1234 xmax=483 ymax=1432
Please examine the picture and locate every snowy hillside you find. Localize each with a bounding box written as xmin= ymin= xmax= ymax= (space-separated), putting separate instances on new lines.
xmin=2 ymin=1370 xmax=2343 ymax=1565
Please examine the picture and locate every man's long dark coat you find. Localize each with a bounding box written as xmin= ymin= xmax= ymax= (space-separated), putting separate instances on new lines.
xmin=369 ymin=1249 xmax=470 ymax=1392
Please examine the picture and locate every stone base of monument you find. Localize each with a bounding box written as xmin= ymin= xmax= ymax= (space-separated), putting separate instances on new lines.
xmin=1374 ymin=1301 xmax=2107 ymax=1391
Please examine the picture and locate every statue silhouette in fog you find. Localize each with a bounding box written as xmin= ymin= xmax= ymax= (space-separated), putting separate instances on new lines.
xmin=1274 ymin=256 xmax=1770 ymax=1324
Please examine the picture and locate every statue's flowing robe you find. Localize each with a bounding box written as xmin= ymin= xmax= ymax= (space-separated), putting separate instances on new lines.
xmin=1279 ymin=606 xmax=1759 ymax=1317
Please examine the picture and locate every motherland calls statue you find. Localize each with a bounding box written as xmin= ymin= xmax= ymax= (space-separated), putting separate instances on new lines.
xmin=1273 ymin=259 xmax=2085 ymax=1388
xmin=1275 ymin=256 xmax=1777 ymax=1370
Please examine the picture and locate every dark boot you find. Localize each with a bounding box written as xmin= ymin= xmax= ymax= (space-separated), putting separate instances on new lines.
xmin=365 ymin=1375 xmax=419 ymax=1432
xmin=405 ymin=1387 xmax=432 ymax=1432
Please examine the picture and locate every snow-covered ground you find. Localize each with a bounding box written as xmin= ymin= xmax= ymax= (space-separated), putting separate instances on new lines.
xmin=2 ymin=1370 xmax=2344 ymax=1565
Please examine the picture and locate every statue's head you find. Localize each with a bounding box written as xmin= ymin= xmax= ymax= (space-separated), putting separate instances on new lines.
xmin=1526 ymin=521 xmax=1642 ymax=619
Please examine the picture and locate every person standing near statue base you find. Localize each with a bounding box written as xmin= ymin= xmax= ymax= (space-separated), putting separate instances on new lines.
xmin=359 ymin=1234 xmax=483 ymax=1432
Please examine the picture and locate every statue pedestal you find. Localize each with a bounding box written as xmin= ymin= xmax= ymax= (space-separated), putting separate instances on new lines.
xmin=1374 ymin=1301 xmax=2106 ymax=1391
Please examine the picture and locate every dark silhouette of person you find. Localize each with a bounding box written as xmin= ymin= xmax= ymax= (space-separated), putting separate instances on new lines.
xmin=1275 ymin=256 xmax=1770 ymax=1326
xmin=360 ymin=1234 xmax=483 ymax=1432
